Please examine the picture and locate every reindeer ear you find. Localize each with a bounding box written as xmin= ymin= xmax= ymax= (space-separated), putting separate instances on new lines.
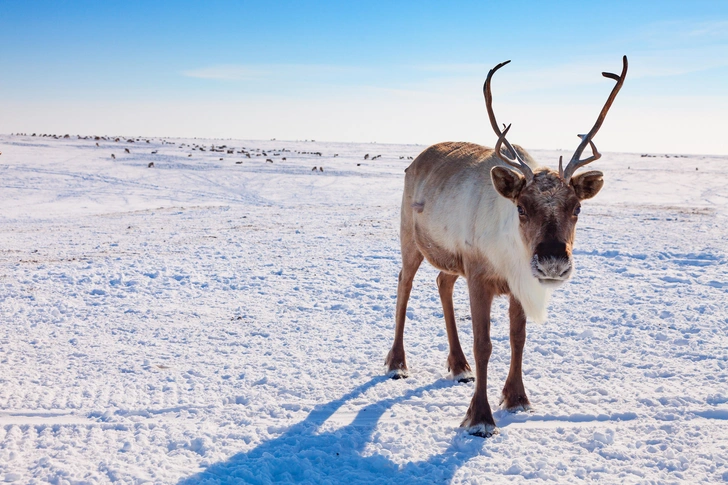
xmin=491 ymin=166 xmax=525 ymax=201
xmin=570 ymin=170 xmax=604 ymax=200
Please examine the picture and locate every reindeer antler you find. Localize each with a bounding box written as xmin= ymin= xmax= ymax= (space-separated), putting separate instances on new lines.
xmin=484 ymin=60 xmax=534 ymax=182
xmin=562 ymin=55 xmax=628 ymax=182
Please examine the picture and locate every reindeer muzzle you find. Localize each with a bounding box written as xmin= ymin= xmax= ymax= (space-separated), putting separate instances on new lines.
xmin=532 ymin=241 xmax=572 ymax=283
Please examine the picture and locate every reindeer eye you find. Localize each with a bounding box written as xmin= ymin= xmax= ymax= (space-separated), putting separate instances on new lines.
xmin=517 ymin=205 xmax=526 ymax=217
xmin=574 ymin=206 xmax=581 ymax=216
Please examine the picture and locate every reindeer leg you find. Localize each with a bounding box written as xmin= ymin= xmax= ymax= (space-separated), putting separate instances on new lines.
xmin=385 ymin=239 xmax=423 ymax=379
xmin=436 ymin=272 xmax=473 ymax=382
xmin=501 ymin=295 xmax=531 ymax=412
xmin=461 ymin=276 xmax=496 ymax=436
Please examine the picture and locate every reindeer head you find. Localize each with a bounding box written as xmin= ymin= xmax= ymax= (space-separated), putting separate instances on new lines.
xmin=484 ymin=57 xmax=627 ymax=286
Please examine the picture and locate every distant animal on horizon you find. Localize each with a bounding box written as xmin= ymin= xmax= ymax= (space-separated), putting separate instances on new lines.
xmin=385 ymin=56 xmax=628 ymax=438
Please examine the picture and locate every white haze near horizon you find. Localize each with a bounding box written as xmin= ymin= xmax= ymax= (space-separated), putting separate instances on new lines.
xmin=5 ymin=78 xmax=728 ymax=157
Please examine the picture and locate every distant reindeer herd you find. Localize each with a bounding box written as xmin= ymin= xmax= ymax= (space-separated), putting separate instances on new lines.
xmin=385 ymin=56 xmax=628 ymax=437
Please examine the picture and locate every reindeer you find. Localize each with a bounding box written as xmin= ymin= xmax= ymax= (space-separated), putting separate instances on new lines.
xmin=384 ymin=56 xmax=628 ymax=437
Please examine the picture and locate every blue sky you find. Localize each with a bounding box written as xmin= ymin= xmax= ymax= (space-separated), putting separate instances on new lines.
xmin=2 ymin=1 xmax=728 ymax=154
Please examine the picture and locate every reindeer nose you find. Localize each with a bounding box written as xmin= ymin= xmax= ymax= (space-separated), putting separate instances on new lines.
xmin=535 ymin=241 xmax=567 ymax=260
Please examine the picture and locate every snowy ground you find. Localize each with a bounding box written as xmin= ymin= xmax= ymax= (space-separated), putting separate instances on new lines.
xmin=0 ymin=133 xmax=727 ymax=484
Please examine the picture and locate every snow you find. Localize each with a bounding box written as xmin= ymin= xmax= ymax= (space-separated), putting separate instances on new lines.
xmin=0 ymin=133 xmax=727 ymax=483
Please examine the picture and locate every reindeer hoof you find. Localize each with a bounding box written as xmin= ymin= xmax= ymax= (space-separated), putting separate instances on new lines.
xmin=466 ymin=423 xmax=499 ymax=438
xmin=451 ymin=370 xmax=474 ymax=383
xmin=384 ymin=349 xmax=408 ymax=379
xmin=387 ymin=368 xmax=409 ymax=380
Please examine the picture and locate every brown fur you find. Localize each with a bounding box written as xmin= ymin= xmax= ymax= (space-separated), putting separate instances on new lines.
xmin=413 ymin=224 xmax=466 ymax=276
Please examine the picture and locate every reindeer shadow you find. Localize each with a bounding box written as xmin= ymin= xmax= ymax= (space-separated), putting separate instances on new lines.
xmin=177 ymin=376 xmax=487 ymax=484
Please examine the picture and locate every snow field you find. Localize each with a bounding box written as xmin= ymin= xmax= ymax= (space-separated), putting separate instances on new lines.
xmin=0 ymin=134 xmax=727 ymax=483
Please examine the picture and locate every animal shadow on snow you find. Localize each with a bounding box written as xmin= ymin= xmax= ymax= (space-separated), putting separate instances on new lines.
xmin=177 ymin=376 xmax=487 ymax=484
